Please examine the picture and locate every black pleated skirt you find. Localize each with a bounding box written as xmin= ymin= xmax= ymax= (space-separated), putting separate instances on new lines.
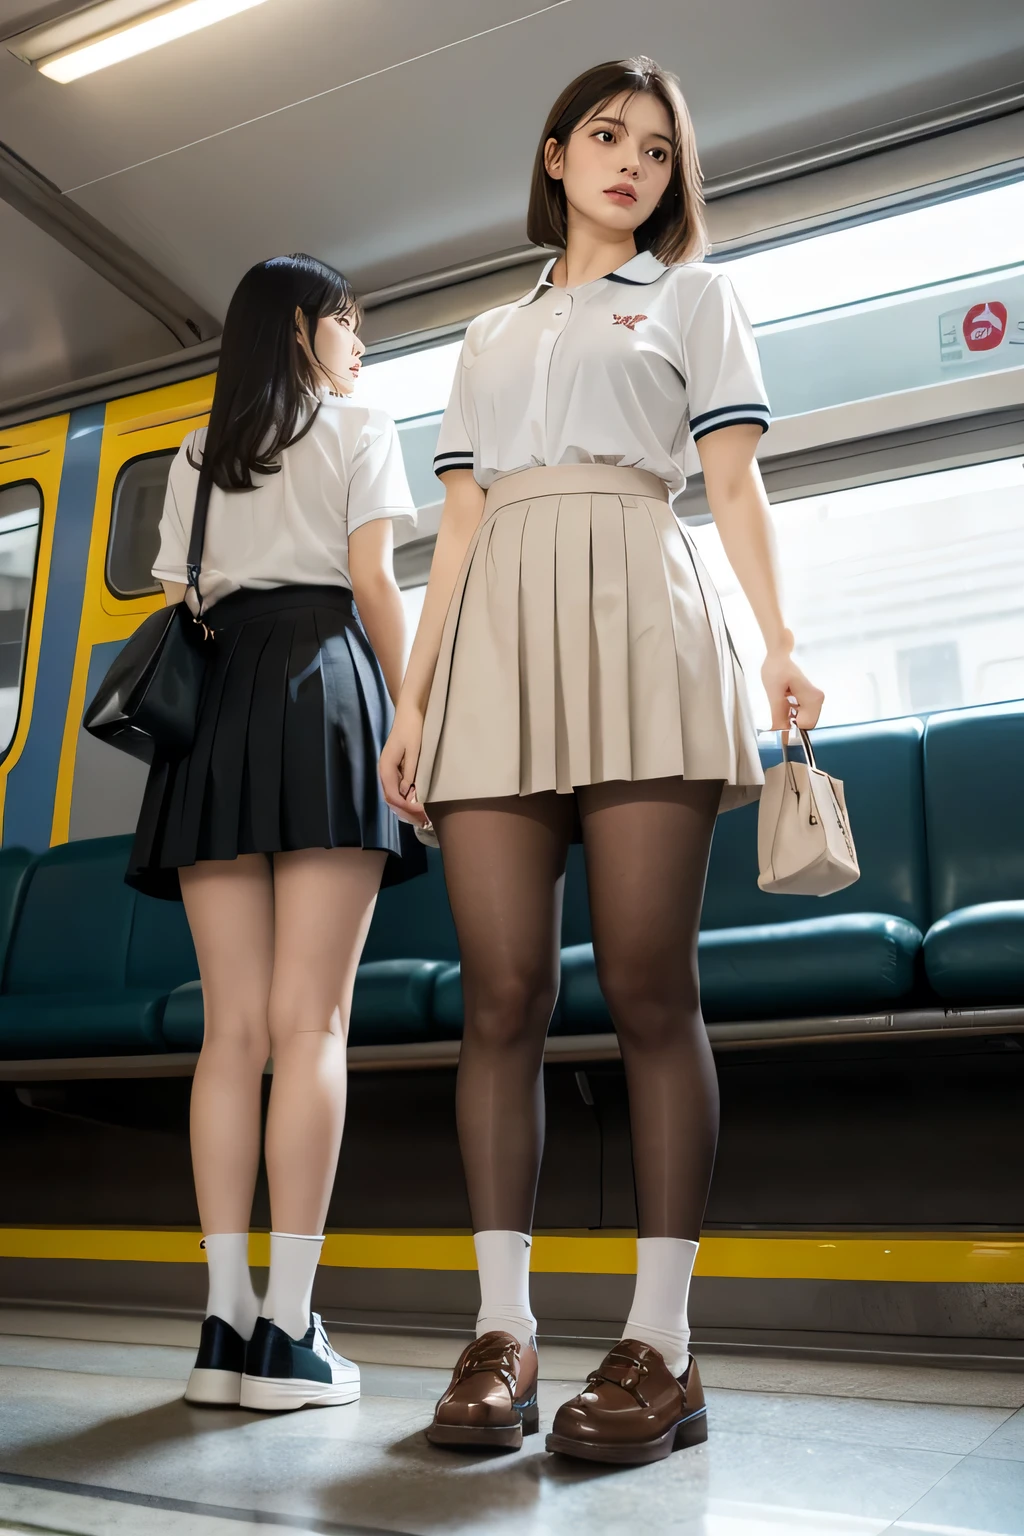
xmin=126 ymin=584 xmax=426 ymax=900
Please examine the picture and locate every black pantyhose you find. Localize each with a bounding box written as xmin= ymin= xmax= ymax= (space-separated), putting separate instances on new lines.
xmin=431 ymin=778 xmax=723 ymax=1240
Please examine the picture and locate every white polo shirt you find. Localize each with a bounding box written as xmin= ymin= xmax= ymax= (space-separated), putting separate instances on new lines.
xmin=154 ymin=393 xmax=416 ymax=613
xmin=433 ymin=250 xmax=769 ymax=502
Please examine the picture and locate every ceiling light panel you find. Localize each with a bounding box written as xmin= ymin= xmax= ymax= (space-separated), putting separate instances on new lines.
xmin=6 ymin=0 xmax=271 ymax=82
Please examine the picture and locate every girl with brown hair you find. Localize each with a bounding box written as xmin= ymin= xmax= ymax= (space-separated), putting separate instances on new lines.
xmin=381 ymin=57 xmax=823 ymax=1463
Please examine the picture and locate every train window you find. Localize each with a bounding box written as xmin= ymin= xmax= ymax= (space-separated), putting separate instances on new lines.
xmin=0 ymin=481 xmax=41 ymax=754
xmin=719 ymin=177 xmax=1024 ymax=417
xmin=690 ymin=454 xmax=1024 ymax=729
xmin=106 ymin=450 xmax=175 ymax=598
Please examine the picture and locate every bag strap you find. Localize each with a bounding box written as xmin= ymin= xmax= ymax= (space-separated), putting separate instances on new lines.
xmin=185 ymin=457 xmax=214 ymax=620
xmin=780 ymin=722 xmax=817 ymax=769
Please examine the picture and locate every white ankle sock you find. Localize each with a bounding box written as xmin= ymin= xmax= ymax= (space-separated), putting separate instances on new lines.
xmin=623 ymin=1237 xmax=699 ymax=1376
xmin=474 ymin=1230 xmax=536 ymax=1349
xmin=203 ymin=1232 xmax=259 ymax=1341
xmin=262 ymin=1232 xmax=324 ymax=1342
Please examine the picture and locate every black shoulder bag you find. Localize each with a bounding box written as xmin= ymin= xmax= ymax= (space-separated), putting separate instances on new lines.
xmin=84 ymin=465 xmax=214 ymax=764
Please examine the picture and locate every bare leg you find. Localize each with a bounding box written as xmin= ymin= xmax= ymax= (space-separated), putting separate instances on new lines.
xmin=263 ymin=846 xmax=386 ymax=1236
xmin=180 ymin=854 xmax=274 ymax=1237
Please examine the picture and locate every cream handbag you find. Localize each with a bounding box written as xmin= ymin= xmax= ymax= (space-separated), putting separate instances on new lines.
xmin=757 ymin=727 xmax=860 ymax=896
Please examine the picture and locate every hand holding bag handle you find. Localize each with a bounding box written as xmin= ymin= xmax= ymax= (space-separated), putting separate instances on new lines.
xmin=756 ymin=721 xmax=860 ymax=896
xmin=84 ymin=458 xmax=215 ymax=764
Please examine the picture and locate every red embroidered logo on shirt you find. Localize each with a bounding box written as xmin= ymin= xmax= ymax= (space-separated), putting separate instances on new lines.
xmin=613 ymin=313 xmax=647 ymax=330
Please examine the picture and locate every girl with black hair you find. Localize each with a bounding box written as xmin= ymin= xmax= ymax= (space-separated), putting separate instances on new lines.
xmin=128 ymin=253 xmax=424 ymax=1412
xmin=381 ymin=59 xmax=823 ymax=1462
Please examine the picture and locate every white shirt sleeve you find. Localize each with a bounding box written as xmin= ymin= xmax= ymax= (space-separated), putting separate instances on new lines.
xmin=682 ymin=273 xmax=771 ymax=444
xmin=151 ymin=432 xmax=199 ymax=584
xmin=346 ymin=415 xmax=417 ymax=534
xmin=432 ymin=338 xmax=475 ymax=478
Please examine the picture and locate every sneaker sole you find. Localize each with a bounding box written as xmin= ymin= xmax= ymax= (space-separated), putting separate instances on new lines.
xmin=546 ymin=1406 xmax=708 ymax=1464
xmin=239 ymin=1374 xmax=360 ymax=1412
xmin=184 ymin=1368 xmax=242 ymax=1407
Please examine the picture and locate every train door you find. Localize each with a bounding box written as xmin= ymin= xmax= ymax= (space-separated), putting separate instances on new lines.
xmin=51 ymin=377 xmax=213 ymax=847
xmin=0 ymin=415 xmax=67 ymax=848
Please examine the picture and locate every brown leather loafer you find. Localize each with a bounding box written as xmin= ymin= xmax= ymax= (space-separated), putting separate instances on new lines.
xmin=546 ymin=1339 xmax=706 ymax=1464
xmin=426 ymin=1330 xmax=539 ymax=1450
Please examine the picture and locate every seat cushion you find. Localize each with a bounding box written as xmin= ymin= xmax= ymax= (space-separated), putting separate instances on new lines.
xmin=924 ymin=902 xmax=1024 ymax=1003
xmin=0 ymin=990 xmax=168 ymax=1059
xmin=431 ymin=964 xmax=466 ymax=1035
xmin=161 ymin=980 xmax=203 ymax=1049
xmin=349 ymin=960 xmax=451 ymax=1046
xmin=924 ymin=703 xmax=1024 ymax=918
xmin=163 ymin=961 xmax=455 ymax=1051
xmin=560 ymin=914 xmax=923 ymax=1030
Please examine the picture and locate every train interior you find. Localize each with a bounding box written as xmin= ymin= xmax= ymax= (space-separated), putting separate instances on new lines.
xmin=1 ymin=0 xmax=1024 ymax=1531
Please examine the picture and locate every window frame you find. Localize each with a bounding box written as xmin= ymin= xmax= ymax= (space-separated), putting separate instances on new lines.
xmin=104 ymin=446 xmax=177 ymax=601
xmin=0 ymin=476 xmax=44 ymax=768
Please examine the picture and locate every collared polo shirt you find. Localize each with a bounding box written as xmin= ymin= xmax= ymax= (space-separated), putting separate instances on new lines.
xmin=433 ymin=249 xmax=769 ymax=502
xmin=154 ymin=394 xmax=416 ymax=613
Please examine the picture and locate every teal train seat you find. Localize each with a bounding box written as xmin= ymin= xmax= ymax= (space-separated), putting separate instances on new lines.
xmin=922 ymin=702 xmax=1024 ymax=1003
xmin=558 ymin=718 xmax=930 ymax=1030
xmin=0 ymin=836 xmax=198 ymax=1059
xmin=1 ymin=704 xmax=1022 ymax=1067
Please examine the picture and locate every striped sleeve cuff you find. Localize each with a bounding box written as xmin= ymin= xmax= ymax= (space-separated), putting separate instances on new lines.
xmin=433 ymin=449 xmax=475 ymax=476
xmin=690 ymin=403 xmax=771 ymax=442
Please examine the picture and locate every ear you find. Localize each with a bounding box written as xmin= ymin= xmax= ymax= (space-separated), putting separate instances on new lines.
xmin=294 ymin=305 xmax=308 ymax=338
xmin=543 ymin=136 xmax=565 ymax=182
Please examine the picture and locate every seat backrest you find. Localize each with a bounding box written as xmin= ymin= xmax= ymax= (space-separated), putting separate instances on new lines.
xmin=126 ymin=889 xmax=200 ymax=991
xmin=923 ymin=701 xmax=1024 ymax=918
xmin=361 ymin=848 xmax=461 ymax=962
xmin=0 ymin=847 xmax=36 ymax=984
xmin=5 ymin=836 xmax=138 ymax=995
xmin=701 ymin=716 xmax=929 ymax=932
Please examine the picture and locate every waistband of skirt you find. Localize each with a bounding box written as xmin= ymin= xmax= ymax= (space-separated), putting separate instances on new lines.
xmin=202 ymin=583 xmax=355 ymax=629
xmin=484 ymin=464 xmax=670 ymax=515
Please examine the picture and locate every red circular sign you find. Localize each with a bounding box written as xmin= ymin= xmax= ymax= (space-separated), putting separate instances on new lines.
xmin=962 ymin=301 xmax=1007 ymax=352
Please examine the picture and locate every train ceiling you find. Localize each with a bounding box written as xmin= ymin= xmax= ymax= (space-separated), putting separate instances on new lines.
xmin=1 ymin=0 xmax=1024 ymax=406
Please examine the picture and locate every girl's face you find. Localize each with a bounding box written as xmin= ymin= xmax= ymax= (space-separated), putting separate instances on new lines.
xmin=301 ymin=308 xmax=365 ymax=395
xmin=545 ymin=90 xmax=675 ymax=240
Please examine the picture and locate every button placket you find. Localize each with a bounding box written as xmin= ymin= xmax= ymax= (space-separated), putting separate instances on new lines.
xmin=542 ymin=292 xmax=572 ymax=454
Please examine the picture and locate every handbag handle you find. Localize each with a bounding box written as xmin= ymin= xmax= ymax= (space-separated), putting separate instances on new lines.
xmin=184 ymin=454 xmax=214 ymax=626
xmin=780 ymin=722 xmax=817 ymax=769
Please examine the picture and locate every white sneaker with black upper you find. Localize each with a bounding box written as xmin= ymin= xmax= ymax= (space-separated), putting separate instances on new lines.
xmin=239 ymin=1312 xmax=360 ymax=1411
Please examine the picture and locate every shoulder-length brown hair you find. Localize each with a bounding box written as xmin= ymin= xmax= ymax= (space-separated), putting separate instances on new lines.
xmin=526 ymin=56 xmax=708 ymax=266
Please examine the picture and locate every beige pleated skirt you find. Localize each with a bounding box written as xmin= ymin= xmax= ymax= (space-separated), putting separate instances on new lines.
xmin=416 ymin=464 xmax=763 ymax=816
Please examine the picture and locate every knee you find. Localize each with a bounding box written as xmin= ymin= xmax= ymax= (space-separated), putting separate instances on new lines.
xmin=266 ymin=987 xmax=347 ymax=1053
xmin=462 ymin=965 xmax=558 ymax=1050
xmin=595 ymin=953 xmax=700 ymax=1049
xmin=199 ymin=991 xmax=271 ymax=1065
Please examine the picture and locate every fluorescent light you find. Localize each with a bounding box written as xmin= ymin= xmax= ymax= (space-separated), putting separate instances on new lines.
xmin=33 ymin=0 xmax=270 ymax=83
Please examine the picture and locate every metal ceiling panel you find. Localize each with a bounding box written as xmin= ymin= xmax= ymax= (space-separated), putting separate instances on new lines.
xmin=0 ymin=0 xmax=536 ymax=189
xmin=0 ymin=197 xmax=181 ymax=403
xmin=63 ymin=0 xmax=1024 ymax=314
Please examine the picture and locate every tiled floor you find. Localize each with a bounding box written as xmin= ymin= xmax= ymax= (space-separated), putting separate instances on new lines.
xmin=1 ymin=1308 xmax=1023 ymax=1535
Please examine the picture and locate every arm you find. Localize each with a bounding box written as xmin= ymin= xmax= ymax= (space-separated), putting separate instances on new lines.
xmin=348 ymin=518 xmax=407 ymax=704
xmin=698 ymin=423 xmax=823 ymax=730
xmin=380 ymin=468 xmax=485 ymax=820
xmin=161 ymin=581 xmax=186 ymax=606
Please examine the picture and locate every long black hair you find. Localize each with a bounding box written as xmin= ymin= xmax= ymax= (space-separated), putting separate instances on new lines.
xmin=194 ymin=253 xmax=359 ymax=491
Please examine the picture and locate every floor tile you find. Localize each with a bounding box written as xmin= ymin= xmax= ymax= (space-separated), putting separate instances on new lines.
xmin=706 ymin=1386 xmax=1013 ymax=1454
xmin=891 ymin=1453 xmax=1024 ymax=1534
xmin=972 ymin=1406 xmax=1024 ymax=1463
